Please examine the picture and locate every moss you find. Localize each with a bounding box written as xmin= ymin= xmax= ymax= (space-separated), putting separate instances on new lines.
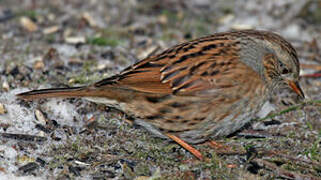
xmin=299 ymin=1 xmax=321 ymax=24
xmin=160 ymin=31 xmax=176 ymax=42
xmin=87 ymin=37 xmax=119 ymax=47
xmin=45 ymin=34 xmax=55 ymax=43
xmin=134 ymin=163 xmax=151 ymax=176
xmin=305 ymin=138 xmax=321 ymax=161
xmin=17 ymin=10 xmax=38 ymax=19
xmin=100 ymin=27 xmax=128 ymax=37
xmin=161 ymin=10 xmax=178 ymax=25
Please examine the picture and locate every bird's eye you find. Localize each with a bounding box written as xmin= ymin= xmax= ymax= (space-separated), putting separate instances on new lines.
xmin=279 ymin=61 xmax=290 ymax=74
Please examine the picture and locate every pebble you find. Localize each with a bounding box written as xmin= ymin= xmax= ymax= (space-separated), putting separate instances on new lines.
xmin=0 ymin=103 xmax=7 ymax=114
xmin=35 ymin=109 xmax=47 ymax=125
xmin=43 ymin=26 xmax=60 ymax=34
xmin=65 ymin=36 xmax=86 ymax=44
xmin=20 ymin=17 xmax=38 ymax=32
xmin=82 ymin=12 xmax=97 ymax=27
xmin=33 ymin=60 xmax=45 ymax=70
xmin=2 ymin=81 xmax=9 ymax=91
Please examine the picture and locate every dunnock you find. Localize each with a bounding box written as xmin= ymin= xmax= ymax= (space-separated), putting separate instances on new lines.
xmin=17 ymin=30 xmax=305 ymax=160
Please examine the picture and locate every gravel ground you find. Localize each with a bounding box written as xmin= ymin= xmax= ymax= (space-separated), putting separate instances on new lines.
xmin=0 ymin=0 xmax=320 ymax=179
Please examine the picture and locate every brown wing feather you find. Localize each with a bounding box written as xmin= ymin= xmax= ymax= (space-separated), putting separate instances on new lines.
xmin=95 ymin=35 xmax=249 ymax=96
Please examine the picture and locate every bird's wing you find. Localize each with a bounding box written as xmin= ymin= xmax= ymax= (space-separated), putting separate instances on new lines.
xmin=94 ymin=34 xmax=263 ymax=97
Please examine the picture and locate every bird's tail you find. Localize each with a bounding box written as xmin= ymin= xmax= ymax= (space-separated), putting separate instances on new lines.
xmin=16 ymin=86 xmax=88 ymax=100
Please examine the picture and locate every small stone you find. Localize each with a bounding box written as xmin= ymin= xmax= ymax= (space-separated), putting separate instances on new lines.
xmin=68 ymin=58 xmax=83 ymax=66
xmin=97 ymin=63 xmax=109 ymax=70
xmin=82 ymin=12 xmax=97 ymax=27
xmin=231 ymin=24 xmax=253 ymax=30
xmin=63 ymin=28 xmax=72 ymax=38
xmin=134 ymin=176 xmax=150 ymax=180
xmin=35 ymin=109 xmax=47 ymax=125
xmin=17 ymin=155 xmax=35 ymax=164
xmin=158 ymin=15 xmax=168 ymax=24
xmin=68 ymin=78 xmax=75 ymax=84
xmin=20 ymin=17 xmax=38 ymax=32
xmin=38 ymin=131 xmax=45 ymax=137
xmin=43 ymin=26 xmax=60 ymax=34
xmin=47 ymin=13 xmax=56 ymax=21
xmin=192 ymin=0 xmax=210 ymax=7
xmin=0 ymin=103 xmax=7 ymax=114
xmin=122 ymin=163 xmax=136 ymax=180
xmin=218 ymin=14 xmax=235 ymax=24
xmin=33 ymin=60 xmax=45 ymax=70
xmin=2 ymin=81 xmax=9 ymax=91
xmin=74 ymin=160 xmax=90 ymax=166
xmin=65 ymin=36 xmax=86 ymax=44
xmin=134 ymin=168 xmax=161 ymax=180
xmin=4 ymin=146 xmax=17 ymax=159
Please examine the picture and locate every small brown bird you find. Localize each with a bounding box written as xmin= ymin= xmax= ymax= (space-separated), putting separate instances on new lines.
xmin=17 ymin=30 xmax=305 ymax=160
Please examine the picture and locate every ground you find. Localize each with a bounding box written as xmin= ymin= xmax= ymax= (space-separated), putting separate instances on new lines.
xmin=0 ymin=0 xmax=320 ymax=179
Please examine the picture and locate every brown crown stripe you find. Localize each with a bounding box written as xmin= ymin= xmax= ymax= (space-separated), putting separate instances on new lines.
xmin=244 ymin=30 xmax=299 ymax=68
xmin=155 ymin=30 xmax=298 ymax=71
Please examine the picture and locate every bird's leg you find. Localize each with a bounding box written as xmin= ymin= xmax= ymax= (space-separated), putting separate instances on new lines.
xmin=166 ymin=133 xmax=203 ymax=160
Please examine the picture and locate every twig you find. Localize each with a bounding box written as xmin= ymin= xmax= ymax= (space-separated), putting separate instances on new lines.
xmin=301 ymin=64 xmax=321 ymax=71
xmin=0 ymin=133 xmax=47 ymax=142
xmin=252 ymin=159 xmax=321 ymax=180
xmin=258 ymin=99 xmax=321 ymax=121
xmin=300 ymin=64 xmax=321 ymax=77
xmin=301 ymin=73 xmax=321 ymax=78
xmin=259 ymin=150 xmax=321 ymax=169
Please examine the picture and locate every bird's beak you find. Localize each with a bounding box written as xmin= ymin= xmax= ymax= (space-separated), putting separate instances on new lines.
xmin=287 ymin=81 xmax=305 ymax=99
